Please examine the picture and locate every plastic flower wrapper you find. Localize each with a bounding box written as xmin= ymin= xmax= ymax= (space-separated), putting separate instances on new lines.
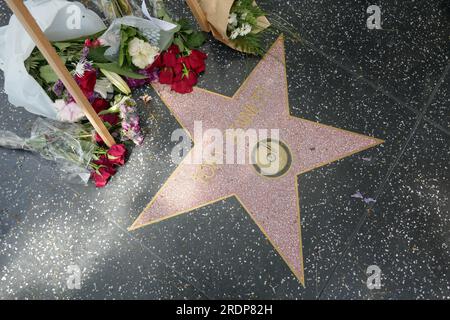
xmin=0 ymin=0 xmax=106 ymax=119
xmin=91 ymin=0 xmax=144 ymax=22
xmin=0 ymin=118 xmax=97 ymax=184
xmin=143 ymin=0 xmax=206 ymax=53
xmin=100 ymin=16 xmax=176 ymax=59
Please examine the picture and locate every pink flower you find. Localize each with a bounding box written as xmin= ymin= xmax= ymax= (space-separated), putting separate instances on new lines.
xmin=85 ymin=38 xmax=103 ymax=48
xmin=54 ymin=99 xmax=85 ymax=122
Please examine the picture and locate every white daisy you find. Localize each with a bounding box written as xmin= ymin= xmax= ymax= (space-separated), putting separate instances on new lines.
xmin=239 ymin=23 xmax=252 ymax=36
xmin=230 ymin=29 xmax=240 ymax=40
xmin=73 ymin=58 xmax=92 ymax=78
xmin=228 ymin=13 xmax=238 ymax=27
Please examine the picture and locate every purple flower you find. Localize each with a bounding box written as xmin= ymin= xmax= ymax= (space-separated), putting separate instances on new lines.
xmin=125 ymin=68 xmax=159 ymax=89
xmin=122 ymin=120 xmax=131 ymax=131
xmin=81 ymin=46 xmax=90 ymax=60
xmin=52 ymin=80 xmax=65 ymax=97
xmin=134 ymin=134 xmax=144 ymax=146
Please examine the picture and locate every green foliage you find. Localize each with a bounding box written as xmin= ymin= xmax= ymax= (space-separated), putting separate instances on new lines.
xmin=231 ymin=0 xmax=266 ymax=26
xmin=25 ymin=50 xmax=45 ymax=74
xmin=232 ymin=32 xmax=265 ymax=56
xmin=93 ymin=62 xmax=148 ymax=79
xmin=118 ymin=25 xmax=136 ymax=67
xmin=39 ymin=65 xmax=59 ymax=84
xmin=172 ymin=18 xmax=206 ymax=53
xmin=25 ymin=40 xmax=83 ymax=86
xmin=88 ymin=46 xmax=110 ymax=63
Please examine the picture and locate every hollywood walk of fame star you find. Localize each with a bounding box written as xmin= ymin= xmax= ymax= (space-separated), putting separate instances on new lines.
xmin=129 ymin=36 xmax=384 ymax=285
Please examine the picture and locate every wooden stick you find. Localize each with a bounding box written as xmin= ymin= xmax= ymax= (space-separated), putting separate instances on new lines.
xmin=185 ymin=0 xmax=210 ymax=32
xmin=5 ymin=0 xmax=116 ymax=148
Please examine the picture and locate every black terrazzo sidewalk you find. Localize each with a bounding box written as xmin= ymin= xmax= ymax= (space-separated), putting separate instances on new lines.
xmin=0 ymin=0 xmax=448 ymax=299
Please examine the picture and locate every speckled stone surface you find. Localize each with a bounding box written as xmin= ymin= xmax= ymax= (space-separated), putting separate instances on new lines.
xmin=0 ymin=0 xmax=449 ymax=299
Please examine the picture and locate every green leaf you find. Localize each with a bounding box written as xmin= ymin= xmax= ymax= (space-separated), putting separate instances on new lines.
xmin=39 ymin=65 xmax=59 ymax=84
xmin=94 ymin=63 xmax=147 ymax=79
xmin=173 ymin=37 xmax=185 ymax=53
xmin=88 ymin=46 xmax=110 ymax=63
xmin=181 ymin=29 xmax=194 ymax=35
xmin=118 ymin=29 xmax=128 ymax=67
xmin=53 ymin=42 xmax=72 ymax=51
xmin=186 ymin=32 xmax=206 ymax=49
xmin=177 ymin=18 xmax=191 ymax=30
xmin=171 ymin=24 xmax=182 ymax=33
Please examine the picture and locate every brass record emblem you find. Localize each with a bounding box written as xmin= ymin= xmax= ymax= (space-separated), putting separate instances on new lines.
xmin=252 ymin=139 xmax=292 ymax=178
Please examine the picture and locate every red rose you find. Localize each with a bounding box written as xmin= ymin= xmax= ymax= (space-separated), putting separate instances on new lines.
xmin=174 ymin=60 xmax=185 ymax=77
xmin=157 ymin=45 xmax=205 ymax=94
xmin=171 ymin=80 xmax=193 ymax=94
xmin=94 ymin=132 xmax=104 ymax=144
xmin=91 ymin=156 xmax=117 ymax=188
xmin=174 ymin=68 xmax=198 ymax=85
xmin=162 ymin=51 xmax=177 ymax=68
xmin=185 ymin=71 xmax=198 ymax=86
xmin=150 ymin=54 xmax=162 ymax=69
xmin=185 ymin=50 xmax=207 ymax=74
xmin=76 ymin=69 xmax=97 ymax=99
xmin=159 ymin=68 xmax=175 ymax=84
xmin=167 ymin=44 xmax=181 ymax=55
xmin=91 ymin=165 xmax=117 ymax=188
xmin=107 ymin=144 xmax=127 ymax=166
xmin=191 ymin=49 xmax=207 ymax=60
xmin=171 ymin=72 xmax=197 ymax=94
xmin=92 ymin=98 xmax=109 ymax=114
xmin=100 ymin=114 xmax=120 ymax=126
xmin=94 ymin=154 xmax=107 ymax=165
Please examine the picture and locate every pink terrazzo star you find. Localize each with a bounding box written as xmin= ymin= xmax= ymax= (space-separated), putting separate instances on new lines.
xmin=129 ymin=36 xmax=383 ymax=285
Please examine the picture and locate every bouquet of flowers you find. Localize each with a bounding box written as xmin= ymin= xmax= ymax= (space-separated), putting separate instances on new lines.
xmin=0 ymin=118 xmax=126 ymax=187
xmin=187 ymin=0 xmax=270 ymax=55
xmin=20 ymin=26 xmax=155 ymax=187
xmin=91 ymin=0 xmax=142 ymax=21
xmin=1 ymin=0 xmax=209 ymax=187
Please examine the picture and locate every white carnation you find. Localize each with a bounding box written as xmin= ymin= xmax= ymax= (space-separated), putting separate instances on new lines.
xmin=132 ymin=54 xmax=150 ymax=69
xmin=128 ymin=37 xmax=160 ymax=69
xmin=128 ymin=38 xmax=143 ymax=56
xmin=140 ymin=42 xmax=159 ymax=60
